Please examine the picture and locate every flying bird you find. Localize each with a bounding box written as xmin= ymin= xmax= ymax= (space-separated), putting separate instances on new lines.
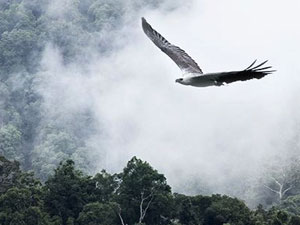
xmin=141 ymin=17 xmax=275 ymax=87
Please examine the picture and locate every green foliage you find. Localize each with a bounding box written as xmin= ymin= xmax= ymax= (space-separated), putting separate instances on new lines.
xmin=289 ymin=216 xmax=300 ymax=225
xmin=251 ymin=205 xmax=300 ymax=225
xmin=0 ymin=155 xmax=40 ymax=194
xmin=32 ymin=131 xmax=77 ymax=180
xmin=117 ymin=157 xmax=173 ymax=225
xmin=77 ymin=202 xmax=117 ymax=225
xmin=0 ymin=155 xmax=21 ymax=193
xmin=0 ymin=124 xmax=22 ymax=161
xmin=43 ymin=160 xmax=92 ymax=225
xmin=1 ymin=156 xmax=300 ymax=225
xmin=92 ymin=170 xmax=118 ymax=202
xmin=174 ymin=194 xmax=252 ymax=225
xmin=205 ymin=195 xmax=253 ymax=225
xmin=0 ymin=158 xmax=43 ymax=221
xmin=279 ymin=195 xmax=300 ymax=216
xmin=87 ymin=0 xmax=124 ymax=31
xmin=173 ymin=193 xmax=205 ymax=225
xmin=0 ymin=3 xmax=44 ymax=74
xmin=0 ymin=183 xmax=50 ymax=225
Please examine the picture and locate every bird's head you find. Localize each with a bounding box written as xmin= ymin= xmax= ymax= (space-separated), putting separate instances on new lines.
xmin=175 ymin=78 xmax=184 ymax=83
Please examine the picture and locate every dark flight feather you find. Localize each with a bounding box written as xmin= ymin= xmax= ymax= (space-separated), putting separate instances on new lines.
xmin=215 ymin=60 xmax=276 ymax=84
xmin=142 ymin=17 xmax=203 ymax=74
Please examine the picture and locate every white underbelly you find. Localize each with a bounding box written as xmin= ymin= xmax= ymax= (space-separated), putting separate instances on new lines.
xmin=182 ymin=74 xmax=220 ymax=87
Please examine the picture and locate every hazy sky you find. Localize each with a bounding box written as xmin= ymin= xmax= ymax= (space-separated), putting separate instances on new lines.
xmin=39 ymin=0 xmax=300 ymax=201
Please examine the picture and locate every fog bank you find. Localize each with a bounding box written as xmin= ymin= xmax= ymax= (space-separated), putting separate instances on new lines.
xmin=38 ymin=0 xmax=300 ymax=205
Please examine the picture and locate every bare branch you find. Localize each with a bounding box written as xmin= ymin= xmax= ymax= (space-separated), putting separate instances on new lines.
xmin=141 ymin=195 xmax=153 ymax=220
xmin=263 ymin=184 xmax=280 ymax=194
xmin=117 ymin=205 xmax=126 ymax=225
xmin=282 ymin=186 xmax=292 ymax=196
xmin=270 ymin=176 xmax=283 ymax=188
xmin=139 ymin=192 xmax=145 ymax=224
xmin=138 ymin=191 xmax=155 ymax=224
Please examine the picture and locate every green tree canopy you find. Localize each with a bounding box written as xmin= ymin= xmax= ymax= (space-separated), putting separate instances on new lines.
xmin=0 ymin=124 xmax=22 ymax=161
xmin=77 ymin=202 xmax=118 ymax=225
xmin=43 ymin=160 xmax=92 ymax=225
xmin=116 ymin=157 xmax=173 ymax=225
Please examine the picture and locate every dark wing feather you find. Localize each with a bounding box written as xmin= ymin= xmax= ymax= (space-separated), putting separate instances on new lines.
xmin=215 ymin=60 xmax=275 ymax=84
xmin=142 ymin=17 xmax=203 ymax=74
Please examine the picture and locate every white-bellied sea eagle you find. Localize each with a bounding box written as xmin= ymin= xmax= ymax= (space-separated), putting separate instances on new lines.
xmin=142 ymin=17 xmax=275 ymax=87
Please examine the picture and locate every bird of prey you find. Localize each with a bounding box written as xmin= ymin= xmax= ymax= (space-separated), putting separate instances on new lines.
xmin=141 ymin=17 xmax=275 ymax=87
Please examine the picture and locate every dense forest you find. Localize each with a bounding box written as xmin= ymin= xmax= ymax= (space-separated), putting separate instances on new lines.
xmin=1 ymin=155 xmax=300 ymax=225
xmin=1 ymin=0 xmax=300 ymax=224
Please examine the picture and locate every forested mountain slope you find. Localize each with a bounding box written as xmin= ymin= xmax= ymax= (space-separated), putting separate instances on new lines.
xmin=1 ymin=0 xmax=300 ymax=213
xmin=1 ymin=156 xmax=300 ymax=225
xmin=0 ymin=0 xmax=168 ymax=179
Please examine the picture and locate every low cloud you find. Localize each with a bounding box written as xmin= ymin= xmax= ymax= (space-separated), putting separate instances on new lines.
xmin=37 ymin=0 xmax=300 ymax=205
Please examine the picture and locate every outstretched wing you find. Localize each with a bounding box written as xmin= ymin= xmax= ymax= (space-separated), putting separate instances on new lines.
xmin=142 ymin=17 xmax=203 ymax=75
xmin=214 ymin=60 xmax=275 ymax=84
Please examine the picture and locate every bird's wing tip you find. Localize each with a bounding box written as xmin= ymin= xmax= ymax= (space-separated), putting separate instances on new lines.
xmin=141 ymin=17 xmax=149 ymax=30
xmin=245 ymin=59 xmax=273 ymax=71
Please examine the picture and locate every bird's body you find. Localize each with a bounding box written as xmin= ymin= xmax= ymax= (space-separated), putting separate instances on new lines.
xmin=141 ymin=17 xmax=275 ymax=87
xmin=176 ymin=74 xmax=221 ymax=87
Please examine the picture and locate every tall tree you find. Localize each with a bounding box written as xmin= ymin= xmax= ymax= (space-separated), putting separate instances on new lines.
xmin=116 ymin=157 xmax=173 ymax=225
xmin=43 ymin=160 xmax=92 ymax=225
xmin=261 ymin=155 xmax=300 ymax=205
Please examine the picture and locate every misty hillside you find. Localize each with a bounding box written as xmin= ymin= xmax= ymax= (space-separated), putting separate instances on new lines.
xmin=1 ymin=0 xmax=300 ymax=221
xmin=0 ymin=0 xmax=167 ymax=179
